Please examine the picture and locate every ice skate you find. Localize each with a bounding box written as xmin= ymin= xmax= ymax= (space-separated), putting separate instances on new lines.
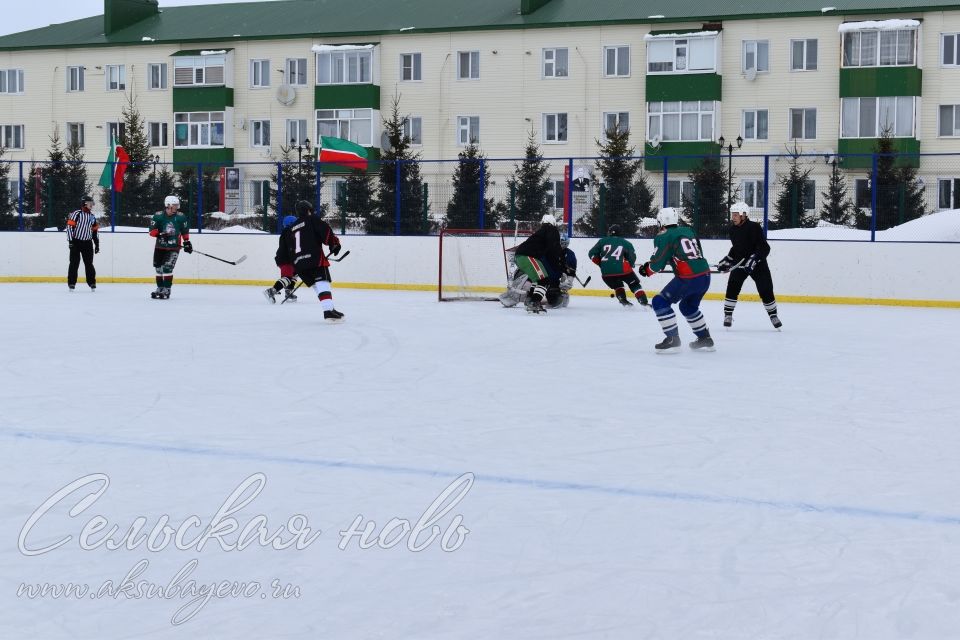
xmin=263 ymin=287 xmax=277 ymax=304
xmin=616 ymin=291 xmax=633 ymax=307
xmin=150 ymin=287 xmax=163 ymax=299
xmin=689 ymin=333 xmax=716 ymax=352
xmin=157 ymin=287 xmax=171 ymax=300
xmin=723 ymin=313 xmax=733 ymax=328
xmin=324 ymin=309 xmax=345 ymax=323
xmin=770 ymin=315 xmax=782 ymax=330
xmin=282 ymin=289 xmax=298 ymax=303
xmin=655 ymin=334 xmax=682 ymax=354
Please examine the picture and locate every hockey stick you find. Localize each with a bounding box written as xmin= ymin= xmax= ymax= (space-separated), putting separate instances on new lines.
xmin=575 ymin=274 xmax=592 ymax=287
xmin=329 ymin=250 xmax=351 ymax=262
xmin=192 ymin=250 xmax=247 ymax=266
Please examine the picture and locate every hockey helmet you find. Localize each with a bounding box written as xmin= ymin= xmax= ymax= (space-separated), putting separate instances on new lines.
xmin=541 ymin=213 xmax=557 ymax=226
xmin=282 ymin=215 xmax=298 ymax=229
xmin=608 ymin=224 xmax=622 ymax=236
xmin=164 ymin=195 xmax=180 ymax=208
xmin=559 ymin=232 xmax=570 ymax=248
xmin=295 ymin=200 xmax=314 ymax=217
xmin=730 ymin=201 xmax=751 ymax=218
xmin=656 ymin=207 xmax=679 ymax=227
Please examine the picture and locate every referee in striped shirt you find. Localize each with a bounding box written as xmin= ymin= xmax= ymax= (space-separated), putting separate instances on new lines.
xmin=66 ymin=195 xmax=100 ymax=291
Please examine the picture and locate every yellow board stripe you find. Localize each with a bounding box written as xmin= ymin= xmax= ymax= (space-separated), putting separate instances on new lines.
xmin=1 ymin=276 xmax=959 ymax=308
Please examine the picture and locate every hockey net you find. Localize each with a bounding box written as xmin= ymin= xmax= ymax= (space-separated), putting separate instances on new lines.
xmin=438 ymin=227 xmax=531 ymax=301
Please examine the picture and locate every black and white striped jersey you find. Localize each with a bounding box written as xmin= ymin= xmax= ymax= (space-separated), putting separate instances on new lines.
xmin=66 ymin=209 xmax=99 ymax=241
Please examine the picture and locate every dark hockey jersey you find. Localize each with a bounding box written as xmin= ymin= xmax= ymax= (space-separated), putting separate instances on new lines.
xmin=284 ymin=215 xmax=340 ymax=269
xmin=515 ymin=224 xmax=563 ymax=273
xmin=726 ymin=219 xmax=770 ymax=263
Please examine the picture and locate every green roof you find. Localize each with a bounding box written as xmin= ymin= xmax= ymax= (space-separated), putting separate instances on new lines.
xmin=2 ymin=0 xmax=959 ymax=51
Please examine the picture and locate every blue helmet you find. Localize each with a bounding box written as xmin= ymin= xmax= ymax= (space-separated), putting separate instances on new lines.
xmin=282 ymin=215 xmax=298 ymax=229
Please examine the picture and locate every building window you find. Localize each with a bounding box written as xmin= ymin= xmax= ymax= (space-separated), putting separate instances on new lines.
xmin=457 ymin=116 xmax=480 ymax=144
xmin=667 ymin=179 xmax=695 ymax=208
xmin=542 ymin=113 xmax=568 ymax=143
xmin=854 ymin=178 xmax=872 ymax=209
xmin=543 ymin=48 xmax=569 ymax=78
xmin=148 ymin=63 xmax=167 ymax=90
xmin=105 ymin=65 xmax=126 ymax=91
xmin=791 ymin=39 xmax=818 ymax=71
xmin=287 ymin=119 xmax=309 ymax=146
xmin=789 ymin=108 xmax=817 ymax=140
xmin=251 ymin=59 xmax=271 ymax=88
xmin=67 ymin=66 xmax=84 ymax=92
xmin=173 ymin=55 xmax=225 ymax=86
xmin=251 ymin=179 xmax=270 ymax=208
xmin=939 ymin=104 xmax=960 ymax=137
xmin=174 ymin=112 xmax=225 ymax=148
xmin=316 ymin=49 xmax=372 ymax=85
xmin=0 ymin=69 xmax=24 ymax=94
xmin=106 ymin=122 xmax=126 ymax=144
xmin=605 ymin=45 xmax=631 ymax=76
xmin=400 ymin=53 xmax=422 ymax=81
xmin=1 ymin=125 xmax=24 ymax=149
xmin=743 ymin=40 xmax=769 ymax=73
xmin=286 ymin=58 xmax=307 ymax=86
xmin=603 ymin=112 xmax=629 ymax=138
xmin=316 ymin=109 xmax=372 ymax=147
xmin=457 ymin=51 xmax=480 ymax=80
xmin=148 ymin=122 xmax=168 ymax=147
xmin=740 ymin=179 xmax=765 ymax=208
xmin=250 ymin=119 xmax=271 ymax=147
xmin=742 ymin=109 xmax=768 ymax=140
xmin=648 ymin=101 xmax=714 ymax=142
xmin=843 ymin=29 xmax=915 ymax=67
xmin=942 ymin=34 xmax=960 ymax=66
xmin=647 ymin=38 xmax=715 ymax=74
xmin=547 ymin=179 xmax=566 ymax=209
xmin=937 ymin=178 xmax=960 ymax=209
xmin=67 ymin=123 xmax=85 ymax=148
xmin=402 ymin=116 xmax=422 ymax=145
xmin=843 ymin=97 xmax=914 ymax=138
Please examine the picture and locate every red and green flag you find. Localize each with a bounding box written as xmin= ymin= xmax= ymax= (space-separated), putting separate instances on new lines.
xmin=98 ymin=136 xmax=131 ymax=192
xmin=317 ymin=136 xmax=368 ymax=170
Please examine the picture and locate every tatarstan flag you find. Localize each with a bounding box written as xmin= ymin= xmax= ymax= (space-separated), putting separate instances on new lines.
xmin=98 ymin=136 xmax=131 ymax=192
xmin=317 ymin=136 xmax=368 ymax=170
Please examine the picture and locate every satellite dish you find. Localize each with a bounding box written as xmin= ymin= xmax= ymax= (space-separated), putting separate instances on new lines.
xmin=380 ymin=130 xmax=392 ymax=152
xmin=745 ymin=67 xmax=757 ymax=82
xmin=234 ymin=116 xmax=246 ymax=130
xmin=276 ymin=84 xmax=296 ymax=106
xmin=649 ymin=134 xmax=662 ymax=149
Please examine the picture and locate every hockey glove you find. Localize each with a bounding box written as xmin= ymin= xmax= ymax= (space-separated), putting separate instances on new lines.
xmin=742 ymin=254 xmax=759 ymax=274
xmin=182 ymin=240 xmax=193 ymax=254
xmin=591 ymin=256 xmax=601 ymax=265
xmin=94 ymin=243 xmax=100 ymax=254
xmin=330 ymin=243 xmax=342 ymax=256
xmin=564 ymin=265 xmax=576 ymax=276
xmin=638 ymin=262 xmax=653 ymax=277
xmin=716 ymin=256 xmax=733 ymax=272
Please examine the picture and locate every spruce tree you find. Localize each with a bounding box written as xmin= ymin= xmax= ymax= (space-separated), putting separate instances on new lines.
xmin=40 ymin=127 xmax=72 ymax=230
xmin=506 ymin=129 xmax=551 ymax=228
xmin=368 ymin=97 xmax=428 ymax=235
xmin=270 ymin=145 xmax=321 ymax=222
xmin=682 ymin=155 xmax=729 ymax=238
xmin=772 ymin=145 xmax=814 ymax=230
xmin=63 ymin=140 xmax=91 ymax=220
xmin=117 ymin=91 xmax=153 ymax=225
xmin=22 ymin=162 xmax=39 ymax=220
xmin=445 ymin=141 xmax=497 ymax=229
xmin=338 ymin=169 xmax=376 ymax=234
xmin=820 ymin=160 xmax=854 ymax=226
xmin=874 ymin=129 xmax=925 ymax=230
xmin=577 ymin=126 xmax=648 ymax=236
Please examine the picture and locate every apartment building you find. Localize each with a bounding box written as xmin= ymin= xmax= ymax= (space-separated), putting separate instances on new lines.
xmin=3 ymin=0 xmax=960 ymax=213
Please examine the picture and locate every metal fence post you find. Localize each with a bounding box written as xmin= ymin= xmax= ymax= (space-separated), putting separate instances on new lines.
xmin=18 ymin=161 xmax=24 ymax=231
xmin=478 ymin=159 xmax=486 ymax=229
xmin=314 ymin=161 xmax=322 ymax=216
xmin=566 ymin=158 xmax=574 ymax=238
xmin=870 ymin=153 xmax=878 ymax=242
xmin=262 ymin=181 xmax=270 ymax=232
xmin=762 ymin=154 xmax=770 ymax=236
xmin=394 ymin=159 xmax=402 ymax=235
xmin=276 ymin=162 xmax=283 ymax=233
xmin=196 ymin=163 xmax=203 ymax=232
xmin=662 ymin=156 xmax=669 ymax=208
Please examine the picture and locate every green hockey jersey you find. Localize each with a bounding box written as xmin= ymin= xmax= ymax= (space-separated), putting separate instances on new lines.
xmin=149 ymin=213 xmax=190 ymax=250
xmin=588 ymin=236 xmax=636 ymax=275
xmin=647 ymin=226 xmax=710 ymax=278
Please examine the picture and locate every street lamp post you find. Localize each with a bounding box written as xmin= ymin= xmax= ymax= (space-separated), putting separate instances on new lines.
xmin=718 ymin=135 xmax=743 ymax=213
xmin=291 ymin=137 xmax=312 ymax=200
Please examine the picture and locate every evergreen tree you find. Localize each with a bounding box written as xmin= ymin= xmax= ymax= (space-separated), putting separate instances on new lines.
xmin=0 ymin=148 xmax=13 ymax=230
xmin=269 ymin=145 xmax=321 ymax=222
xmin=63 ymin=140 xmax=91 ymax=220
xmin=97 ymin=91 xmax=155 ymax=225
xmin=40 ymin=127 xmax=72 ymax=230
xmin=369 ymin=96 xmax=428 ymax=235
xmin=874 ymin=129 xmax=925 ymax=230
xmin=682 ymin=155 xmax=729 ymax=238
xmin=445 ymin=141 xmax=497 ymax=229
xmin=772 ymin=144 xmax=814 ymax=229
xmin=339 ymin=168 xmax=376 ymax=233
xmin=174 ymin=165 xmax=221 ymax=225
xmin=820 ymin=160 xmax=854 ymax=226
xmin=506 ymin=129 xmax=551 ymax=228
xmin=22 ymin=162 xmax=39 ymax=219
xmin=577 ymin=126 xmax=653 ymax=236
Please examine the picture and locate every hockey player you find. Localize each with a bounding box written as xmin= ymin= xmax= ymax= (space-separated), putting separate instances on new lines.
xmin=148 ymin=195 xmax=192 ymax=299
xmin=638 ymin=208 xmax=714 ymax=353
xmin=587 ymin=224 xmax=649 ymax=307
xmin=500 ymin=231 xmax=575 ymax=309
xmin=512 ymin=213 xmax=564 ymax=313
xmin=264 ymin=215 xmax=300 ymax=303
xmin=284 ymin=200 xmax=344 ymax=322
xmin=65 ymin=194 xmax=100 ymax=291
xmin=718 ymin=202 xmax=782 ymax=329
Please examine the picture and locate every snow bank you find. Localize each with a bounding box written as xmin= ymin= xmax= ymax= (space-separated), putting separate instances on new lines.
xmin=768 ymin=210 xmax=960 ymax=242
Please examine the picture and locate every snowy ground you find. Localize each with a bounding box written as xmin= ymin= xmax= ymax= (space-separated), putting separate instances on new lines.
xmin=1 ymin=284 xmax=959 ymax=640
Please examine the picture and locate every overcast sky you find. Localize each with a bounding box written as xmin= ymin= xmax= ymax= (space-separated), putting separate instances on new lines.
xmin=2 ymin=0 xmax=277 ymax=36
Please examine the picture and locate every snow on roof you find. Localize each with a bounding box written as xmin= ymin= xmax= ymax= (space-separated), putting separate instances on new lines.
xmin=200 ymin=49 xmax=227 ymax=55
xmin=644 ymin=31 xmax=719 ymax=41
xmin=821 ymin=6 xmax=836 ymax=12
xmin=838 ymin=19 xmax=920 ymax=32
xmin=311 ymin=44 xmax=376 ymax=53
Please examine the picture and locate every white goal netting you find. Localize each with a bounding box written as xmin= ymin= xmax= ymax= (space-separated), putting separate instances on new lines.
xmin=438 ymin=228 xmax=531 ymax=301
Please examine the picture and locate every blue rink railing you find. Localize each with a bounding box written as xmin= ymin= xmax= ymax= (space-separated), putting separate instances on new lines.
xmin=1 ymin=152 xmax=958 ymax=242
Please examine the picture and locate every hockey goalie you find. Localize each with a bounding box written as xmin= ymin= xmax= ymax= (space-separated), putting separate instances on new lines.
xmin=499 ymin=234 xmax=577 ymax=310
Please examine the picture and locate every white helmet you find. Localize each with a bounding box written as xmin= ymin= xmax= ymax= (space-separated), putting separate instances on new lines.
xmin=730 ymin=201 xmax=750 ymax=217
xmin=541 ymin=213 xmax=557 ymax=226
xmin=656 ymin=207 xmax=679 ymax=227
xmin=164 ymin=195 xmax=180 ymax=208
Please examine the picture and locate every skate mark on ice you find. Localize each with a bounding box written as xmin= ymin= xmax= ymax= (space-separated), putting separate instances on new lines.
xmin=4 ymin=427 xmax=960 ymax=527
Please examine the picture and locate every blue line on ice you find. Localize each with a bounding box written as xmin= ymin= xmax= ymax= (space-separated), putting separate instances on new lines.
xmin=4 ymin=428 xmax=959 ymax=526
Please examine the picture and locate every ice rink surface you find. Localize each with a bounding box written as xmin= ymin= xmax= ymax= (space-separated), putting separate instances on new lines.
xmin=1 ymin=283 xmax=959 ymax=639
